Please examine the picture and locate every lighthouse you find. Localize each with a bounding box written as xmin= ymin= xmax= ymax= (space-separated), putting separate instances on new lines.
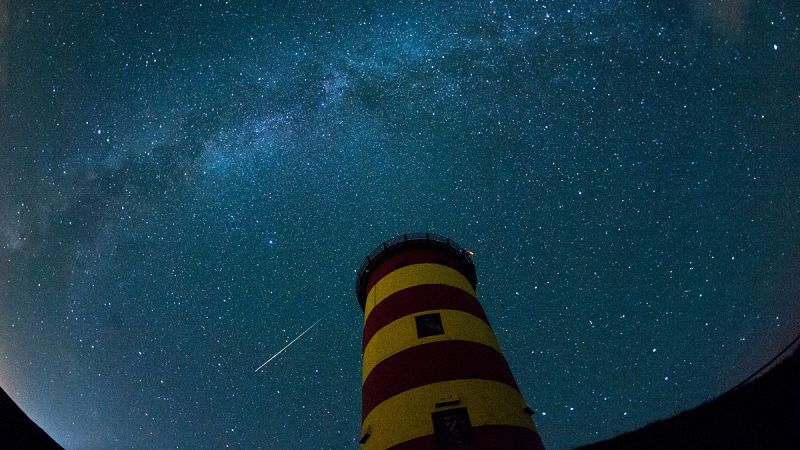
xmin=355 ymin=233 xmax=545 ymax=449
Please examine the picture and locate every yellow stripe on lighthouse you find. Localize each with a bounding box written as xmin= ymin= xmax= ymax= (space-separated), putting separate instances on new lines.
xmin=364 ymin=263 xmax=475 ymax=320
xmin=361 ymin=379 xmax=535 ymax=450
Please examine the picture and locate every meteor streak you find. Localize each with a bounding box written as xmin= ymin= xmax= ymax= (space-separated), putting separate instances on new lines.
xmin=255 ymin=317 xmax=324 ymax=372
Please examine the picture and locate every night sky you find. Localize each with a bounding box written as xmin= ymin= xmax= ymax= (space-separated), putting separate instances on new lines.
xmin=1 ymin=1 xmax=799 ymax=448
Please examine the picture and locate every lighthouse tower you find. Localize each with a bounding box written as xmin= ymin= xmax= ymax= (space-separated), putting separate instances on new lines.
xmin=355 ymin=233 xmax=545 ymax=449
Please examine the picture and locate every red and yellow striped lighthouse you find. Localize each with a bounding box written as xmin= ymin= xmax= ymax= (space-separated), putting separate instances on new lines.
xmin=355 ymin=233 xmax=545 ymax=449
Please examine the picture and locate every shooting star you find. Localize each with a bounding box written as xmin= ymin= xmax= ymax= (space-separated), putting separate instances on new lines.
xmin=255 ymin=316 xmax=324 ymax=372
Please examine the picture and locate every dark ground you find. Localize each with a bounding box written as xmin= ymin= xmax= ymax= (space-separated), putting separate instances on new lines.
xmin=576 ymin=345 xmax=800 ymax=450
xmin=0 ymin=385 xmax=61 ymax=449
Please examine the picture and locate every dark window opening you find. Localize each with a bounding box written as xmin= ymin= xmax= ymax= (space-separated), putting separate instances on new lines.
xmin=415 ymin=313 xmax=444 ymax=338
xmin=359 ymin=426 xmax=371 ymax=444
xmin=432 ymin=408 xmax=472 ymax=447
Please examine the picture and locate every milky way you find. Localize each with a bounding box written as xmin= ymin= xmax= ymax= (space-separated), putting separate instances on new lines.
xmin=1 ymin=1 xmax=799 ymax=448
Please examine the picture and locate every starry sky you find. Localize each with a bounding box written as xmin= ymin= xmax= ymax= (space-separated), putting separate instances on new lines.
xmin=1 ymin=0 xmax=799 ymax=448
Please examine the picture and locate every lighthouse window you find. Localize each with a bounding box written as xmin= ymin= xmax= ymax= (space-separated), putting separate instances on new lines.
xmin=415 ymin=313 xmax=444 ymax=338
xmin=432 ymin=408 xmax=472 ymax=446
